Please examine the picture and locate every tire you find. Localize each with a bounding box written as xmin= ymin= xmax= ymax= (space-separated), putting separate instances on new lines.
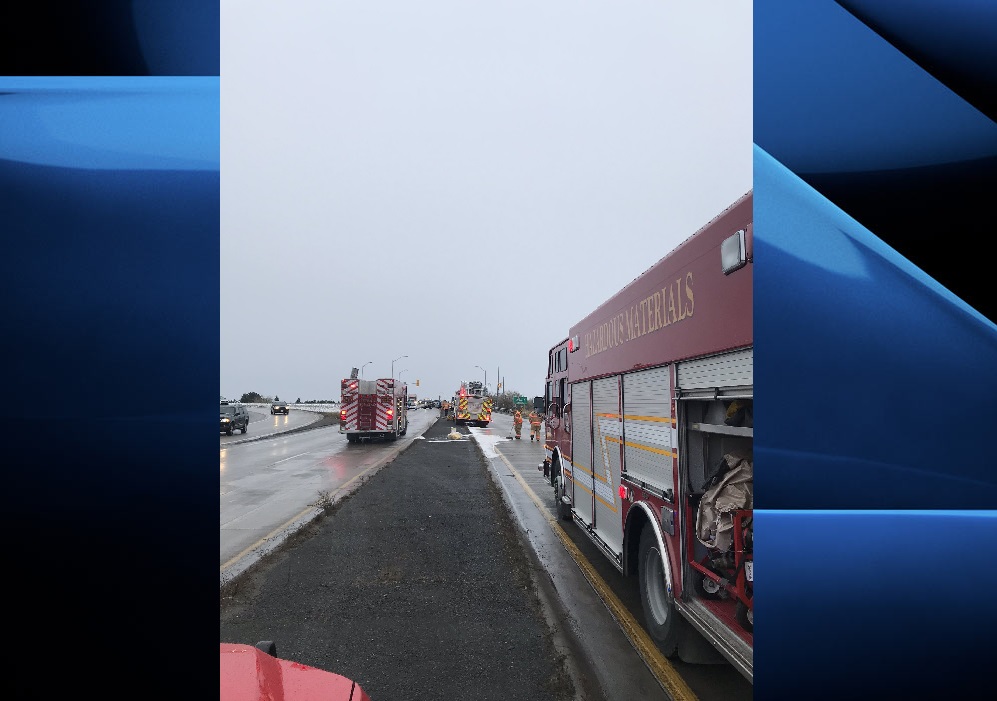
xmin=638 ymin=526 xmax=679 ymax=656
xmin=347 ymin=434 xmax=358 ymax=444
xmin=226 ymin=427 xmax=233 ymax=435
xmin=255 ymin=640 xmax=277 ymax=656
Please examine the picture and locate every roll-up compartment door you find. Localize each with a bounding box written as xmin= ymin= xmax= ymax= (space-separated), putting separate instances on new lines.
xmin=676 ymin=347 xmax=753 ymax=396
xmin=570 ymin=381 xmax=593 ymax=527
xmin=622 ymin=367 xmax=675 ymax=496
xmin=592 ymin=376 xmax=623 ymax=558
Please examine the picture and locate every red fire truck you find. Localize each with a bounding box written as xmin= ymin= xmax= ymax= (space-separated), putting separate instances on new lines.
xmin=539 ymin=191 xmax=753 ymax=680
xmin=340 ymin=377 xmax=408 ymax=443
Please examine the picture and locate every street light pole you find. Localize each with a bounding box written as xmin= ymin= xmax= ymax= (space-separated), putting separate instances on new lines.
xmin=392 ymin=355 xmax=408 ymax=381
xmin=360 ymin=361 xmax=372 ymax=379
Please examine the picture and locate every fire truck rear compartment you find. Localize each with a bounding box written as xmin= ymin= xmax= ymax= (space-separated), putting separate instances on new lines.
xmin=357 ymin=394 xmax=378 ymax=431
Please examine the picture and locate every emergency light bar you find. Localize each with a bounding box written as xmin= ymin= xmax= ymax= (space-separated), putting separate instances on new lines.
xmin=568 ymin=336 xmax=579 ymax=352
xmin=721 ymin=229 xmax=747 ymax=275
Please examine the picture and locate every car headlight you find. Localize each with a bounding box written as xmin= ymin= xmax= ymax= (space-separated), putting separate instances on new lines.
xmin=221 ymin=418 xmax=230 ymax=422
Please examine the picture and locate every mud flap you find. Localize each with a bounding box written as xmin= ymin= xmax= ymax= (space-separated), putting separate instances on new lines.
xmin=676 ymin=619 xmax=727 ymax=665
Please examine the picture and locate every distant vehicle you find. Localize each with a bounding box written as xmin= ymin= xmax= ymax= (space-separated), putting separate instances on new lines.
xmin=220 ymin=642 xmax=371 ymax=701
xmin=220 ymin=403 xmax=249 ymax=435
xmin=270 ymin=401 xmax=289 ymax=415
xmin=455 ymin=380 xmax=492 ymax=427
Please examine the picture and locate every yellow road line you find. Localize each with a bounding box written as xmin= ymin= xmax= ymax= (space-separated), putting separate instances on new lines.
xmin=220 ymin=460 xmax=383 ymax=574
xmin=493 ymin=450 xmax=699 ymax=701
xmin=220 ymin=505 xmax=317 ymax=573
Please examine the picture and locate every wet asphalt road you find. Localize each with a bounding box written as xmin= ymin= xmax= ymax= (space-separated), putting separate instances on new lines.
xmin=220 ymin=417 xmax=576 ymax=700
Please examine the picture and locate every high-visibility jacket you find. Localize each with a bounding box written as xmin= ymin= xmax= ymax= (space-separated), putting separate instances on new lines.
xmin=528 ymin=412 xmax=541 ymax=427
xmin=513 ymin=412 xmax=523 ymax=425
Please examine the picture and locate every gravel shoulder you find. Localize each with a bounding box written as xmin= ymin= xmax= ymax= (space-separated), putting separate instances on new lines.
xmin=220 ymin=417 xmax=576 ymax=700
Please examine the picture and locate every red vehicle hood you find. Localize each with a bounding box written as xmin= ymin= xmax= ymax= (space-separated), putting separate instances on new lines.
xmin=220 ymin=644 xmax=371 ymax=701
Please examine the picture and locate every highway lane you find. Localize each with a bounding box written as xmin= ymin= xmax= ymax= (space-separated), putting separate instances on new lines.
xmin=219 ymin=405 xmax=321 ymax=446
xmin=220 ymin=408 xmax=749 ymax=699
xmin=220 ymin=415 xmax=580 ymax=700
xmin=220 ymin=407 xmax=438 ymax=582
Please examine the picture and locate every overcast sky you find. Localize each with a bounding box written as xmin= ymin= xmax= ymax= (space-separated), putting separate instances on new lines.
xmin=220 ymin=1 xmax=751 ymax=403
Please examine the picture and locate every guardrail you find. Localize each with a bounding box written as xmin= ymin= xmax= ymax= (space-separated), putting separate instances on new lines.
xmin=240 ymin=403 xmax=339 ymax=413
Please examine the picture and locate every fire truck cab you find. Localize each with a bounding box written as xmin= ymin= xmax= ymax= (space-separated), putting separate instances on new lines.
xmin=540 ymin=191 xmax=754 ymax=680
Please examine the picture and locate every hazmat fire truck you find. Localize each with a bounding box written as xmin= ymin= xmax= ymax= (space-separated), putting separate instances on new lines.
xmin=539 ymin=191 xmax=754 ymax=681
xmin=339 ymin=377 xmax=408 ymax=443
xmin=454 ymin=380 xmax=492 ymax=427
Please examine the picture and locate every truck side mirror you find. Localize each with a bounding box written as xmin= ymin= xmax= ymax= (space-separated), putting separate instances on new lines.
xmin=533 ymin=396 xmax=545 ymax=412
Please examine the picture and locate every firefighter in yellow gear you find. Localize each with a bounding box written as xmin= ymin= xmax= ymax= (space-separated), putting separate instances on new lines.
xmin=513 ymin=409 xmax=523 ymax=439
xmin=528 ymin=410 xmax=542 ymax=442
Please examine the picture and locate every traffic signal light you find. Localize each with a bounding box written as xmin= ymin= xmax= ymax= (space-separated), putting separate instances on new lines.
xmin=416 ymin=380 xmax=420 ymax=386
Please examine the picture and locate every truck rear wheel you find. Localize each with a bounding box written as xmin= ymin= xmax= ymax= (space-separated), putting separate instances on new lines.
xmin=638 ymin=526 xmax=679 ymax=656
